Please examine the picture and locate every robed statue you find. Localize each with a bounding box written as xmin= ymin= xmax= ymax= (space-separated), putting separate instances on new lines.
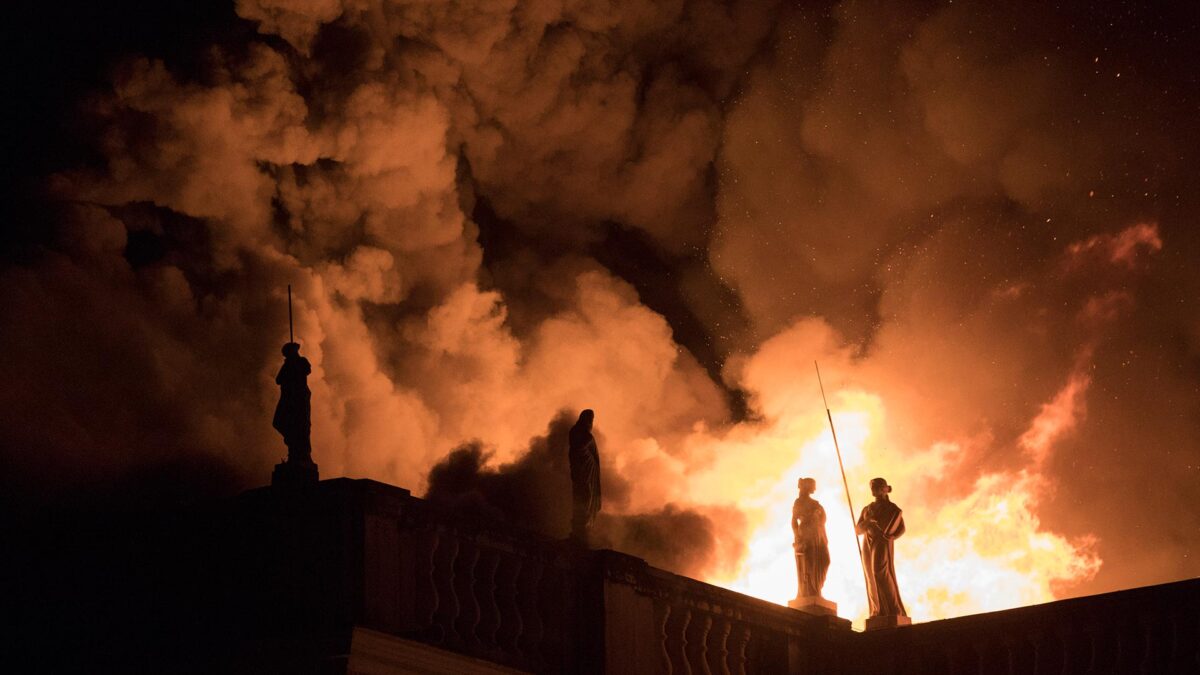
xmin=272 ymin=341 xmax=312 ymax=464
xmin=856 ymin=477 xmax=908 ymax=624
xmin=568 ymin=409 xmax=601 ymax=543
xmin=792 ymin=477 xmax=831 ymax=601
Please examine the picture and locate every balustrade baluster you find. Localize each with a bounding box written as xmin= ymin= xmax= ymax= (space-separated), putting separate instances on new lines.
xmin=657 ymin=602 xmax=674 ymax=675
xmin=453 ymin=539 xmax=482 ymax=652
xmin=727 ymin=624 xmax=750 ymax=675
xmin=710 ymin=618 xmax=731 ymax=675
xmin=474 ymin=547 xmax=502 ymax=653
xmin=431 ymin=533 xmax=461 ymax=646
xmin=414 ymin=529 xmax=441 ymax=641
xmin=495 ymin=554 xmax=525 ymax=664
xmin=678 ymin=609 xmax=694 ymax=675
xmin=692 ymin=614 xmax=713 ymax=675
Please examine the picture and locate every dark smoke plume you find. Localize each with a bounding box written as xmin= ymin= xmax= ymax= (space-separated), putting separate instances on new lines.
xmin=425 ymin=411 xmax=745 ymax=579
xmin=1 ymin=0 xmax=1198 ymax=613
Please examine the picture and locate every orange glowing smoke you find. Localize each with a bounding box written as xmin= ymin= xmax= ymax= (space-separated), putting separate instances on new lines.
xmin=686 ymin=349 xmax=1101 ymax=630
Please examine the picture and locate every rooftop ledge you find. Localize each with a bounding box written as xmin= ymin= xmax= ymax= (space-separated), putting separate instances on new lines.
xmin=7 ymin=476 xmax=1198 ymax=674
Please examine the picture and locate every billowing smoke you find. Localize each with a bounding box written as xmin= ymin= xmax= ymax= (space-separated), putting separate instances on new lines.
xmin=425 ymin=410 xmax=745 ymax=579
xmin=2 ymin=0 xmax=1198 ymax=625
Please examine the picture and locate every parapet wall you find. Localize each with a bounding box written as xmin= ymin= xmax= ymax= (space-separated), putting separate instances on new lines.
xmin=256 ymin=478 xmax=1200 ymax=674
xmin=345 ymin=478 xmax=850 ymax=673
xmin=845 ymin=576 xmax=1199 ymax=674
xmin=8 ymin=476 xmax=1197 ymax=674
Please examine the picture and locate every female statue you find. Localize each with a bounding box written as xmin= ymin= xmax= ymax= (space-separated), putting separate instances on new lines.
xmin=792 ymin=477 xmax=830 ymax=600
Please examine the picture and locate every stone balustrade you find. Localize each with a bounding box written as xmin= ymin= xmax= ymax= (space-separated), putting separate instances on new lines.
xmin=9 ymin=475 xmax=1197 ymax=673
xmin=250 ymin=478 xmax=1200 ymax=674
xmin=350 ymin=479 xmax=848 ymax=673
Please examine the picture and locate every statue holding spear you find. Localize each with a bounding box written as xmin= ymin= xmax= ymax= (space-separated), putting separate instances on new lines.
xmin=808 ymin=362 xmax=910 ymax=630
xmin=271 ymin=284 xmax=319 ymax=486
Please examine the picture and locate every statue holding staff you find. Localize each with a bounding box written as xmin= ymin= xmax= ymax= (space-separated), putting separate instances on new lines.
xmin=792 ymin=477 xmax=831 ymax=602
xmin=857 ymin=477 xmax=909 ymax=628
xmin=271 ymin=285 xmax=319 ymax=486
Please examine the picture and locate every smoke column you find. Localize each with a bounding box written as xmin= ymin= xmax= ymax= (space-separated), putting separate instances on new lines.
xmin=2 ymin=0 xmax=1198 ymax=626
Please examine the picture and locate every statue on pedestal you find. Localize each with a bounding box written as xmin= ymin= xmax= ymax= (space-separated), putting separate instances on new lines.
xmin=271 ymin=285 xmax=318 ymax=487
xmin=568 ymin=409 xmax=601 ymax=543
xmin=788 ymin=477 xmax=836 ymax=616
xmin=857 ymin=477 xmax=909 ymax=629
xmin=272 ymin=342 xmax=312 ymax=464
xmin=792 ymin=477 xmax=830 ymax=597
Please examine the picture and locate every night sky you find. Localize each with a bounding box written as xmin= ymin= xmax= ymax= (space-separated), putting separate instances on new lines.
xmin=3 ymin=0 xmax=1198 ymax=622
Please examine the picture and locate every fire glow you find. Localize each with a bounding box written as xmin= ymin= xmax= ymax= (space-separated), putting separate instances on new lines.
xmin=694 ymin=379 xmax=1102 ymax=630
xmin=7 ymin=0 xmax=1187 ymax=639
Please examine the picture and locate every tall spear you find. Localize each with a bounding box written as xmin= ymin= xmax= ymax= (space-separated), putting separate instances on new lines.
xmin=288 ymin=284 xmax=294 ymax=343
xmin=815 ymin=361 xmax=871 ymax=601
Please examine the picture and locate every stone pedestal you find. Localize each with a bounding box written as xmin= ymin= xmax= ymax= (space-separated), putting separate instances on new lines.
xmin=272 ymin=459 xmax=319 ymax=488
xmin=865 ymin=614 xmax=912 ymax=631
xmin=788 ymin=595 xmax=838 ymax=617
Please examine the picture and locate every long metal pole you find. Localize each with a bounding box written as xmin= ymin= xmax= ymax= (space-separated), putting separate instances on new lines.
xmin=288 ymin=284 xmax=294 ymax=343
xmin=815 ymin=361 xmax=871 ymax=600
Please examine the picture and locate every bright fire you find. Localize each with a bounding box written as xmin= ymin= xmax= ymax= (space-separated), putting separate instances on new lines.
xmin=692 ymin=380 xmax=1101 ymax=630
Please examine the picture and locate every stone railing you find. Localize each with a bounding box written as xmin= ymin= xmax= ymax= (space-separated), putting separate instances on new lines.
xmin=340 ymin=478 xmax=1200 ymax=674
xmin=598 ymin=551 xmax=849 ymax=675
xmin=10 ymin=476 xmax=1198 ymax=673
xmin=343 ymin=478 xmax=850 ymax=673
xmin=373 ymin=495 xmax=586 ymax=672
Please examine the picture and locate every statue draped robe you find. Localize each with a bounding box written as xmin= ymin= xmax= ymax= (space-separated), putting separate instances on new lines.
xmin=568 ymin=424 xmax=601 ymax=539
xmin=793 ymin=497 xmax=830 ymax=599
xmin=858 ymin=500 xmax=907 ymax=618
xmin=272 ymin=354 xmax=312 ymax=463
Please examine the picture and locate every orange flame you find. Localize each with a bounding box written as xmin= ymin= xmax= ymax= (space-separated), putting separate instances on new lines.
xmin=690 ymin=374 xmax=1100 ymax=630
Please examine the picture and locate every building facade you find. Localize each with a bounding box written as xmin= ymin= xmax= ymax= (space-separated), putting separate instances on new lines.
xmin=7 ymin=478 xmax=1198 ymax=673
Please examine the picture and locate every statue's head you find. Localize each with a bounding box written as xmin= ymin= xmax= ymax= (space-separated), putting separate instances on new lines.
xmin=798 ymin=477 xmax=816 ymax=495
xmin=870 ymin=477 xmax=891 ymax=498
xmin=282 ymin=342 xmax=301 ymax=357
xmin=577 ymin=408 xmax=594 ymax=430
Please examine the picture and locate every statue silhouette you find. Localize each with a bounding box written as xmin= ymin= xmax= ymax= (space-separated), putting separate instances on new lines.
xmin=568 ymin=409 xmax=601 ymax=543
xmin=272 ymin=342 xmax=312 ymax=465
xmin=792 ymin=477 xmax=831 ymax=601
xmin=857 ymin=477 xmax=907 ymax=621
